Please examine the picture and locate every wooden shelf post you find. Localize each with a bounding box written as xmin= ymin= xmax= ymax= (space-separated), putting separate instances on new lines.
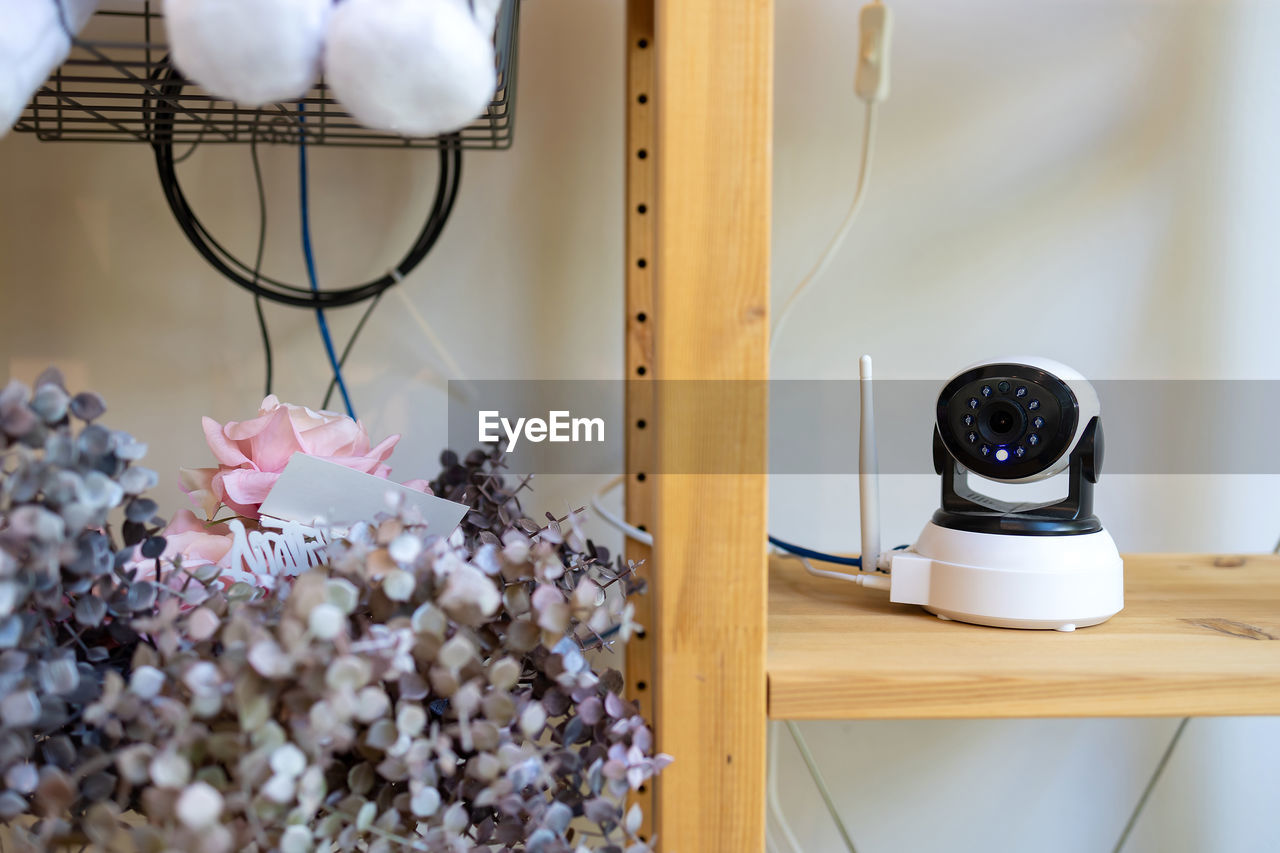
xmin=626 ymin=0 xmax=773 ymax=849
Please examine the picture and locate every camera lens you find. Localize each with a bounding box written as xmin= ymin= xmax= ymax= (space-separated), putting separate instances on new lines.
xmin=937 ymin=364 xmax=1084 ymax=481
xmin=976 ymin=400 xmax=1026 ymax=446
xmin=988 ymin=409 xmax=1014 ymax=435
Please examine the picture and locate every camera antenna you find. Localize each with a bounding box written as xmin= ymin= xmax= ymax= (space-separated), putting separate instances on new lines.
xmin=859 ymin=354 xmax=881 ymax=569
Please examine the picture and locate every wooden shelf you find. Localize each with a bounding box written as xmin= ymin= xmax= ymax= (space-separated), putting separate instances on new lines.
xmin=768 ymin=553 xmax=1280 ymax=720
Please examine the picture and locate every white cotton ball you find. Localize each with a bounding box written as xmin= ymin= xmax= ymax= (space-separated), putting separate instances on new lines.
xmin=0 ymin=0 xmax=99 ymax=137
xmin=163 ymin=0 xmax=329 ymax=106
xmin=325 ymin=0 xmax=498 ymax=137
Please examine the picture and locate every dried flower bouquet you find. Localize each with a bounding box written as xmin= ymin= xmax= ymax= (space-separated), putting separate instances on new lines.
xmin=0 ymin=373 xmax=666 ymax=853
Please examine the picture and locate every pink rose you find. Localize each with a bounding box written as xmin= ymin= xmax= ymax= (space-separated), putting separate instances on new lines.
xmin=181 ymin=396 xmax=423 ymax=520
xmin=127 ymin=509 xmax=235 ymax=598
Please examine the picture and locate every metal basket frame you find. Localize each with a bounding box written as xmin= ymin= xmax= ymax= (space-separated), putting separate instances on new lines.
xmin=13 ymin=0 xmax=520 ymax=149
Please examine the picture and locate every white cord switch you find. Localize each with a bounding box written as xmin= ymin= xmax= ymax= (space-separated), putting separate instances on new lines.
xmin=855 ymin=2 xmax=892 ymax=103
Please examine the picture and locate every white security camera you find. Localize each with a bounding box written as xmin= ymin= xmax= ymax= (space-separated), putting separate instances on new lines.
xmin=929 ymin=357 xmax=1106 ymax=537
xmin=869 ymin=356 xmax=1124 ymax=631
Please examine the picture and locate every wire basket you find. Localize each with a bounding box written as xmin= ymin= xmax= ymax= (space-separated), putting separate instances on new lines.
xmin=12 ymin=0 xmax=520 ymax=149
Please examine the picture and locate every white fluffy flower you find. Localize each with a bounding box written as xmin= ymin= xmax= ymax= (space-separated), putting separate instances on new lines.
xmin=325 ymin=0 xmax=499 ymax=136
xmin=164 ymin=0 xmax=330 ymax=106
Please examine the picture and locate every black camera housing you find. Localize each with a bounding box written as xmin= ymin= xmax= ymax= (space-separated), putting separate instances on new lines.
xmin=931 ymin=363 xmax=1105 ymax=536
xmin=935 ymin=363 xmax=1080 ymax=482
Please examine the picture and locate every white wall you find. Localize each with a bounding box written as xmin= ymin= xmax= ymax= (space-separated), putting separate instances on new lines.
xmin=2 ymin=1 xmax=1278 ymax=852
xmin=770 ymin=1 xmax=1279 ymax=852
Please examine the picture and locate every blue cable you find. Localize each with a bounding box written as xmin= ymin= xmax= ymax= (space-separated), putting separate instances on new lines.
xmin=768 ymin=535 xmax=909 ymax=568
xmin=768 ymin=535 xmax=864 ymax=567
xmin=297 ymin=104 xmax=357 ymax=419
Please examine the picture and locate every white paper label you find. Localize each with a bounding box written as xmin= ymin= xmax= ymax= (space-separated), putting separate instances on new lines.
xmin=258 ymin=453 xmax=469 ymax=532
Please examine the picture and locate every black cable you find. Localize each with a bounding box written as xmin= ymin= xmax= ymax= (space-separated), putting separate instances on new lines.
xmin=253 ymin=295 xmax=273 ymax=397
xmin=171 ymin=103 xmax=214 ymax=165
xmin=146 ymin=61 xmax=463 ymax=309
xmin=323 ymin=292 xmax=384 ymax=411
xmin=248 ymin=127 xmax=273 ymax=397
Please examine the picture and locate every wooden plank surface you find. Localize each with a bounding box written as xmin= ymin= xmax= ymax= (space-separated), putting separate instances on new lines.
xmin=769 ymin=553 xmax=1280 ymax=720
xmin=651 ymin=0 xmax=772 ymax=849
xmin=623 ymin=0 xmax=656 ymax=842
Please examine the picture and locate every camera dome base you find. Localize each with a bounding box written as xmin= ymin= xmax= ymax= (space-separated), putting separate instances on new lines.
xmin=888 ymin=522 xmax=1124 ymax=631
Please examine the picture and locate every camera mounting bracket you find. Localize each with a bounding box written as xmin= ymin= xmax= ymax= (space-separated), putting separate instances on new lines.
xmin=930 ymin=417 xmax=1105 ymax=536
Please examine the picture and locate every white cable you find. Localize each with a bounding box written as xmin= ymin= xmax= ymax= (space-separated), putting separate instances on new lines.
xmin=1111 ymin=718 xmax=1191 ymax=853
xmin=594 ymin=479 xmax=892 ymax=591
xmin=778 ymin=720 xmax=860 ymax=853
xmin=591 ymin=474 xmax=653 ymax=546
xmin=767 ymin=721 xmax=809 ymax=853
xmin=394 ymin=287 xmax=477 ymax=403
xmin=797 ymin=555 xmax=890 ymax=590
xmin=769 ymin=100 xmax=877 ymax=358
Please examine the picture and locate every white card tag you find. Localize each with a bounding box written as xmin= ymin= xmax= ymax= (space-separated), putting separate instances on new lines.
xmin=223 ymin=516 xmax=330 ymax=588
xmin=258 ymin=453 xmax=469 ymax=533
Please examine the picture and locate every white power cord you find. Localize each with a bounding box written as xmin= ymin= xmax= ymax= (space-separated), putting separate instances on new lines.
xmin=1110 ymin=718 xmax=1191 ymax=853
xmin=768 ymin=720 xmax=860 ymax=853
xmin=797 ymin=555 xmax=890 ymax=590
xmin=768 ymin=722 xmax=810 ymax=853
xmin=772 ymin=0 xmax=891 ymax=356
xmin=770 ymin=100 xmax=877 ymax=358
